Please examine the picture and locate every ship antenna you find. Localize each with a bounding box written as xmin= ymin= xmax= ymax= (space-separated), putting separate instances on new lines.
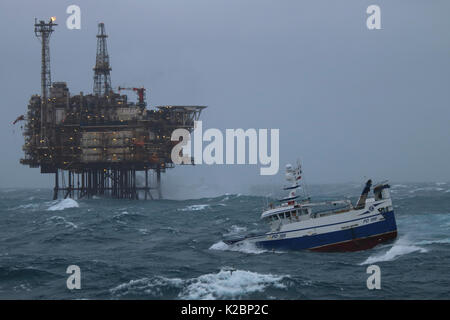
xmin=297 ymin=158 xmax=310 ymax=201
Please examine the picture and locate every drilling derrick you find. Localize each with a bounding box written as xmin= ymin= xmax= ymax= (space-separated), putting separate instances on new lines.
xmin=34 ymin=17 xmax=57 ymax=139
xmin=93 ymin=23 xmax=112 ymax=96
xmin=19 ymin=20 xmax=206 ymax=200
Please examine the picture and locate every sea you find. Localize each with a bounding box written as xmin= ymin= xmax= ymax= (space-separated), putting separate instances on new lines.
xmin=0 ymin=182 xmax=449 ymax=299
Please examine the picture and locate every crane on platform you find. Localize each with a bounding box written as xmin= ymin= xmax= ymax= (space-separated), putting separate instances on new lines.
xmin=118 ymin=86 xmax=147 ymax=108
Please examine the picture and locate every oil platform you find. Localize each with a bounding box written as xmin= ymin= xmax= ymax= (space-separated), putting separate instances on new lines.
xmin=17 ymin=18 xmax=205 ymax=200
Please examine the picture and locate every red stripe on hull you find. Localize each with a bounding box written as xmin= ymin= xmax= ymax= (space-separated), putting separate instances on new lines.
xmin=310 ymin=231 xmax=398 ymax=252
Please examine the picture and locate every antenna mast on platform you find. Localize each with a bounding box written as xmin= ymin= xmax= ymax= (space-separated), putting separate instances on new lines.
xmin=93 ymin=23 xmax=112 ymax=96
xmin=34 ymin=16 xmax=57 ymax=138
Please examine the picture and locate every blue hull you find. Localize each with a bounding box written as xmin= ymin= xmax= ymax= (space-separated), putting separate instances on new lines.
xmin=255 ymin=210 xmax=398 ymax=252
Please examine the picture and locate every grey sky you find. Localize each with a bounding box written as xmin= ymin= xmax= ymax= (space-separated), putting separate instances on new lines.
xmin=0 ymin=0 xmax=449 ymax=193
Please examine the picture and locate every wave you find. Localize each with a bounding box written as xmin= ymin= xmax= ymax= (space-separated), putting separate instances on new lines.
xmin=179 ymin=267 xmax=288 ymax=300
xmin=360 ymin=239 xmax=427 ymax=265
xmin=209 ymin=240 xmax=269 ymax=254
xmin=137 ymin=228 xmax=149 ymax=235
xmin=392 ymin=184 xmax=408 ymax=188
xmin=0 ymin=266 xmax=56 ymax=281
xmin=110 ymin=276 xmax=184 ymax=298
xmin=46 ymin=216 xmax=78 ymax=229
xmin=178 ymin=204 xmax=210 ymax=212
xmin=415 ymin=238 xmax=450 ymax=246
xmin=9 ymin=203 xmax=40 ymax=211
xmin=110 ymin=268 xmax=289 ymax=300
xmin=47 ymin=198 xmax=79 ymax=211
xmin=112 ymin=211 xmax=143 ymax=220
xmin=408 ymin=187 xmax=446 ymax=193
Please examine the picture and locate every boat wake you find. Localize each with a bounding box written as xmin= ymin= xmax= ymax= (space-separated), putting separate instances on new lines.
xmin=360 ymin=238 xmax=427 ymax=265
xmin=209 ymin=240 xmax=269 ymax=254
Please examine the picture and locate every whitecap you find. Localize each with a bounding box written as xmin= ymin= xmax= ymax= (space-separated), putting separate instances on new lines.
xmin=179 ymin=268 xmax=288 ymax=300
xmin=110 ymin=269 xmax=288 ymax=300
xmin=138 ymin=228 xmax=149 ymax=235
xmin=178 ymin=204 xmax=210 ymax=212
xmin=47 ymin=198 xmax=79 ymax=211
xmin=115 ymin=211 xmax=129 ymax=217
xmin=113 ymin=211 xmax=143 ymax=220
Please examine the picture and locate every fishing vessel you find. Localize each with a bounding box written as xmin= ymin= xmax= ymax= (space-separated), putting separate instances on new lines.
xmin=224 ymin=162 xmax=398 ymax=252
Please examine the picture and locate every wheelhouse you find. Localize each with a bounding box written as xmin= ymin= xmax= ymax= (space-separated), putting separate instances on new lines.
xmin=261 ymin=205 xmax=312 ymax=227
